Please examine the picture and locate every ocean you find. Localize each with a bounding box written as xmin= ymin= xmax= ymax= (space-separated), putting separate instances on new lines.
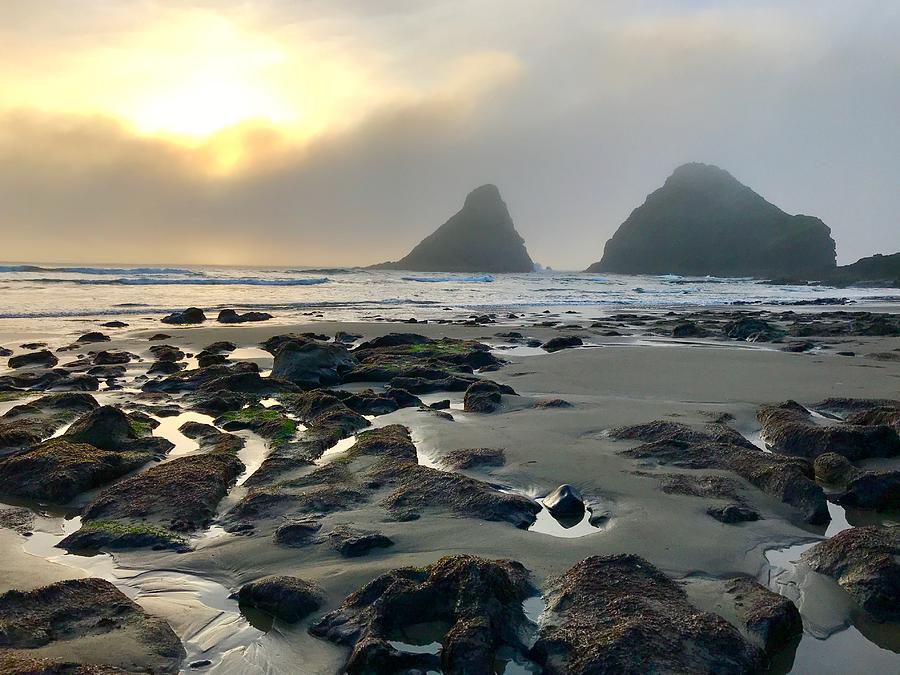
xmin=1 ymin=263 xmax=897 ymax=326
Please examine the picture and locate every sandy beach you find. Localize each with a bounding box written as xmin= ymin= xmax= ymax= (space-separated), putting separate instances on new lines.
xmin=1 ymin=306 xmax=898 ymax=674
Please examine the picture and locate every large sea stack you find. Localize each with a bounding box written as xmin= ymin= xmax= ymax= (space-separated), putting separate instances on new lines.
xmin=373 ymin=184 xmax=534 ymax=273
xmin=586 ymin=163 xmax=837 ymax=278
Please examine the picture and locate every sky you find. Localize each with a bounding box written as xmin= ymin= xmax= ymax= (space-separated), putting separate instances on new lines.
xmin=1 ymin=0 xmax=898 ymax=268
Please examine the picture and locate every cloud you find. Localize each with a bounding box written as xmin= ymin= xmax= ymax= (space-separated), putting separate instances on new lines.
xmin=0 ymin=0 xmax=898 ymax=266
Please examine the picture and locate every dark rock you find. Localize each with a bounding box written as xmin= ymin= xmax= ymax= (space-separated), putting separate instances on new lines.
xmin=92 ymin=350 xmax=132 ymax=365
xmin=836 ymin=470 xmax=900 ymax=511
xmin=586 ymin=162 xmax=835 ymax=278
xmin=781 ymin=340 xmax=817 ymax=353
xmin=203 ymin=341 xmax=237 ymax=353
xmin=723 ymin=316 xmax=783 ymax=342
xmin=63 ymin=405 xmax=148 ymax=451
xmin=371 ymin=458 xmax=539 ymax=529
xmin=672 ymin=320 xmax=709 ymax=338
xmin=161 ymin=307 xmax=206 ymax=324
xmin=443 ymin=447 xmax=505 ymax=470
xmin=61 ymin=450 xmax=244 ymax=550
xmin=8 ymin=349 xmax=58 ymax=369
xmin=0 ymin=347 xmax=11 ymax=357
xmin=720 ymin=577 xmax=802 ymax=655
xmin=101 ymin=320 xmax=128 ymax=328
xmin=430 ymin=399 xmax=451 ymax=410
xmin=826 ymin=252 xmax=900 ymax=287
xmin=707 ymin=503 xmax=760 ymax=523
xmin=271 ymin=338 xmax=355 ymax=387
xmin=273 ymin=518 xmax=322 ymax=547
xmin=76 ymin=331 xmax=111 ymax=343
xmin=801 ymin=525 xmax=900 ymax=621
xmin=149 ymin=333 xmax=172 ymax=341
xmin=0 ymin=578 xmax=183 ymax=672
xmin=463 ymin=380 xmax=504 ymax=413
xmin=238 ymin=575 xmax=323 ymax=623
xmin=813 ymin=452 xmax=859 ymax=484
xmin=543 ymin=484 xmax=585 ymax=518
xmin=0 ymin=439 xmax=159 ymax=502
xmin=541 ymin=336 xmax=583 ymax=352
xmin=619 ymin=434 xmax=828 ymax=524
xmin=149 ymin=344 xmax=185 ymax=362
xmin=758 ymin=400 xmax=900 ymax=460
xmin=148 ymin=361 xmax=185 ymax=375
xmin=328 ymin=525 xmax=394 ymax=557
xmin=310 ymin=555 xmax=534 ymax=674
xmin=530 ymin=554 xmax=761 ymax=674
xmin=532 ymin=398 xmax=573 ymax=409
xmin=217 ymin=309 xmax=273 ymax=323
xmin=610 ymin=419 xmax=757 ymax=450
xmin=196 ymin=351 xmax=227 ymax=368
xmin=371 ymin=184 xmax=534 ymax=273
xmin=0 ymin=505 xmax=34 ymax=533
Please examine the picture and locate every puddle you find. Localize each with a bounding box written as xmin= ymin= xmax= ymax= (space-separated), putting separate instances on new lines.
xmin=18 ymin=512 xmax=268 ymax=670
xmin=762 ymin=500 xmax=900 ymax=672
xmin=314 ymin=436 xmax=358 ymax=466
xmin=527 ymin=498 xmax=605 ymax=538
xmin=153 ymin=411 xmax=216 ymax=459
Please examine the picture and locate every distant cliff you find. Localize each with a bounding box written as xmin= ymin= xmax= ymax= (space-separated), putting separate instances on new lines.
xmin=586 ymin=163 xmax=837 ymax=278
xmin=372 ymin=184 xmax=534 ymax=273
xmin=826 ymin=253 xmax=900 ymax=287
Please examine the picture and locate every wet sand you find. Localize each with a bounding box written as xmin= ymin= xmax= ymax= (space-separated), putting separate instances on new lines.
xmin=1 ymin=309 xmax=899 ymax=673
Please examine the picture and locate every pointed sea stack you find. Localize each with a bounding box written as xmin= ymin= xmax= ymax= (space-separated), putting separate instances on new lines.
xmin=586 ymin=163 xmax=836 ymax=278
xmin=373 ymin=184 xmax=534 ymax=273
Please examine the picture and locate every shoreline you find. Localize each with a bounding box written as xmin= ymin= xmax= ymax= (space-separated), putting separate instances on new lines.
xmin=0 ymin=309 xmax=898 ymax=673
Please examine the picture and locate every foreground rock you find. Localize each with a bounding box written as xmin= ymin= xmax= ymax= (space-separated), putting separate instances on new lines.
xmin=61 ymin=441 xmax=244 ymax=550
xmin=719 ymin=578 xmax=802 ymax=656
xmin=758 ymin=400 xmax=900 ymax=460
xmin=0 ymin=578 xmax=184 ymax=673
xmin=586 ymin=162 xmax=835 ymax=277
xmin=801 ymin=525 xmax=900 ymax=622
xmin=541 ymin=336 xmax=583 ymax=352
xmin=63 ymin=405 xmax=172 ymax=454
xmin=371 ymin=184 xmax=535 ymax=273
xmin=0 ymin=392 xmax=98 ymax=450
xmin=270 ymin=337 xmax=355 ymax=388
xmin=531 ymin=554 xmax=761 ymax=674
xmin=310 ymin=555 xmax=534 ymax=674
xmin=616 ymin=422 xmax=828 ymax=524
xmin=0 ymin=439 xmax=161 ymax=503
xmin=238 ymin=575 xmax=323 ymax=623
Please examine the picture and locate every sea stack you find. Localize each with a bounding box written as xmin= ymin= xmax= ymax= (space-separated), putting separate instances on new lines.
xmin=586 ymin=163 xmax=837 ymax=278
xmin=373 ymin=184 xmax=534 ymax=273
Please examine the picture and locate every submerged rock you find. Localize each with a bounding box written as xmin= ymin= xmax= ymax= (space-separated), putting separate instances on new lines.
xmin=310 ymin=555 xmax=534 ymax=674
xmin=723 ymin=316 xmax=784 ymax=342
xmin=161 ymin=307 xmax=206 ymax=325
xmin=530 ymin=554 xmax=761 ymax=674
xmin=543 ymin=484 xmax=585 ymax=518
xmin=801 ymin=525 xmax=900 ymax=622
xmin=238 ymin=575 xmax=323 ymax=623
xmin=0 ymin=578 xmax=184 ymax=673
